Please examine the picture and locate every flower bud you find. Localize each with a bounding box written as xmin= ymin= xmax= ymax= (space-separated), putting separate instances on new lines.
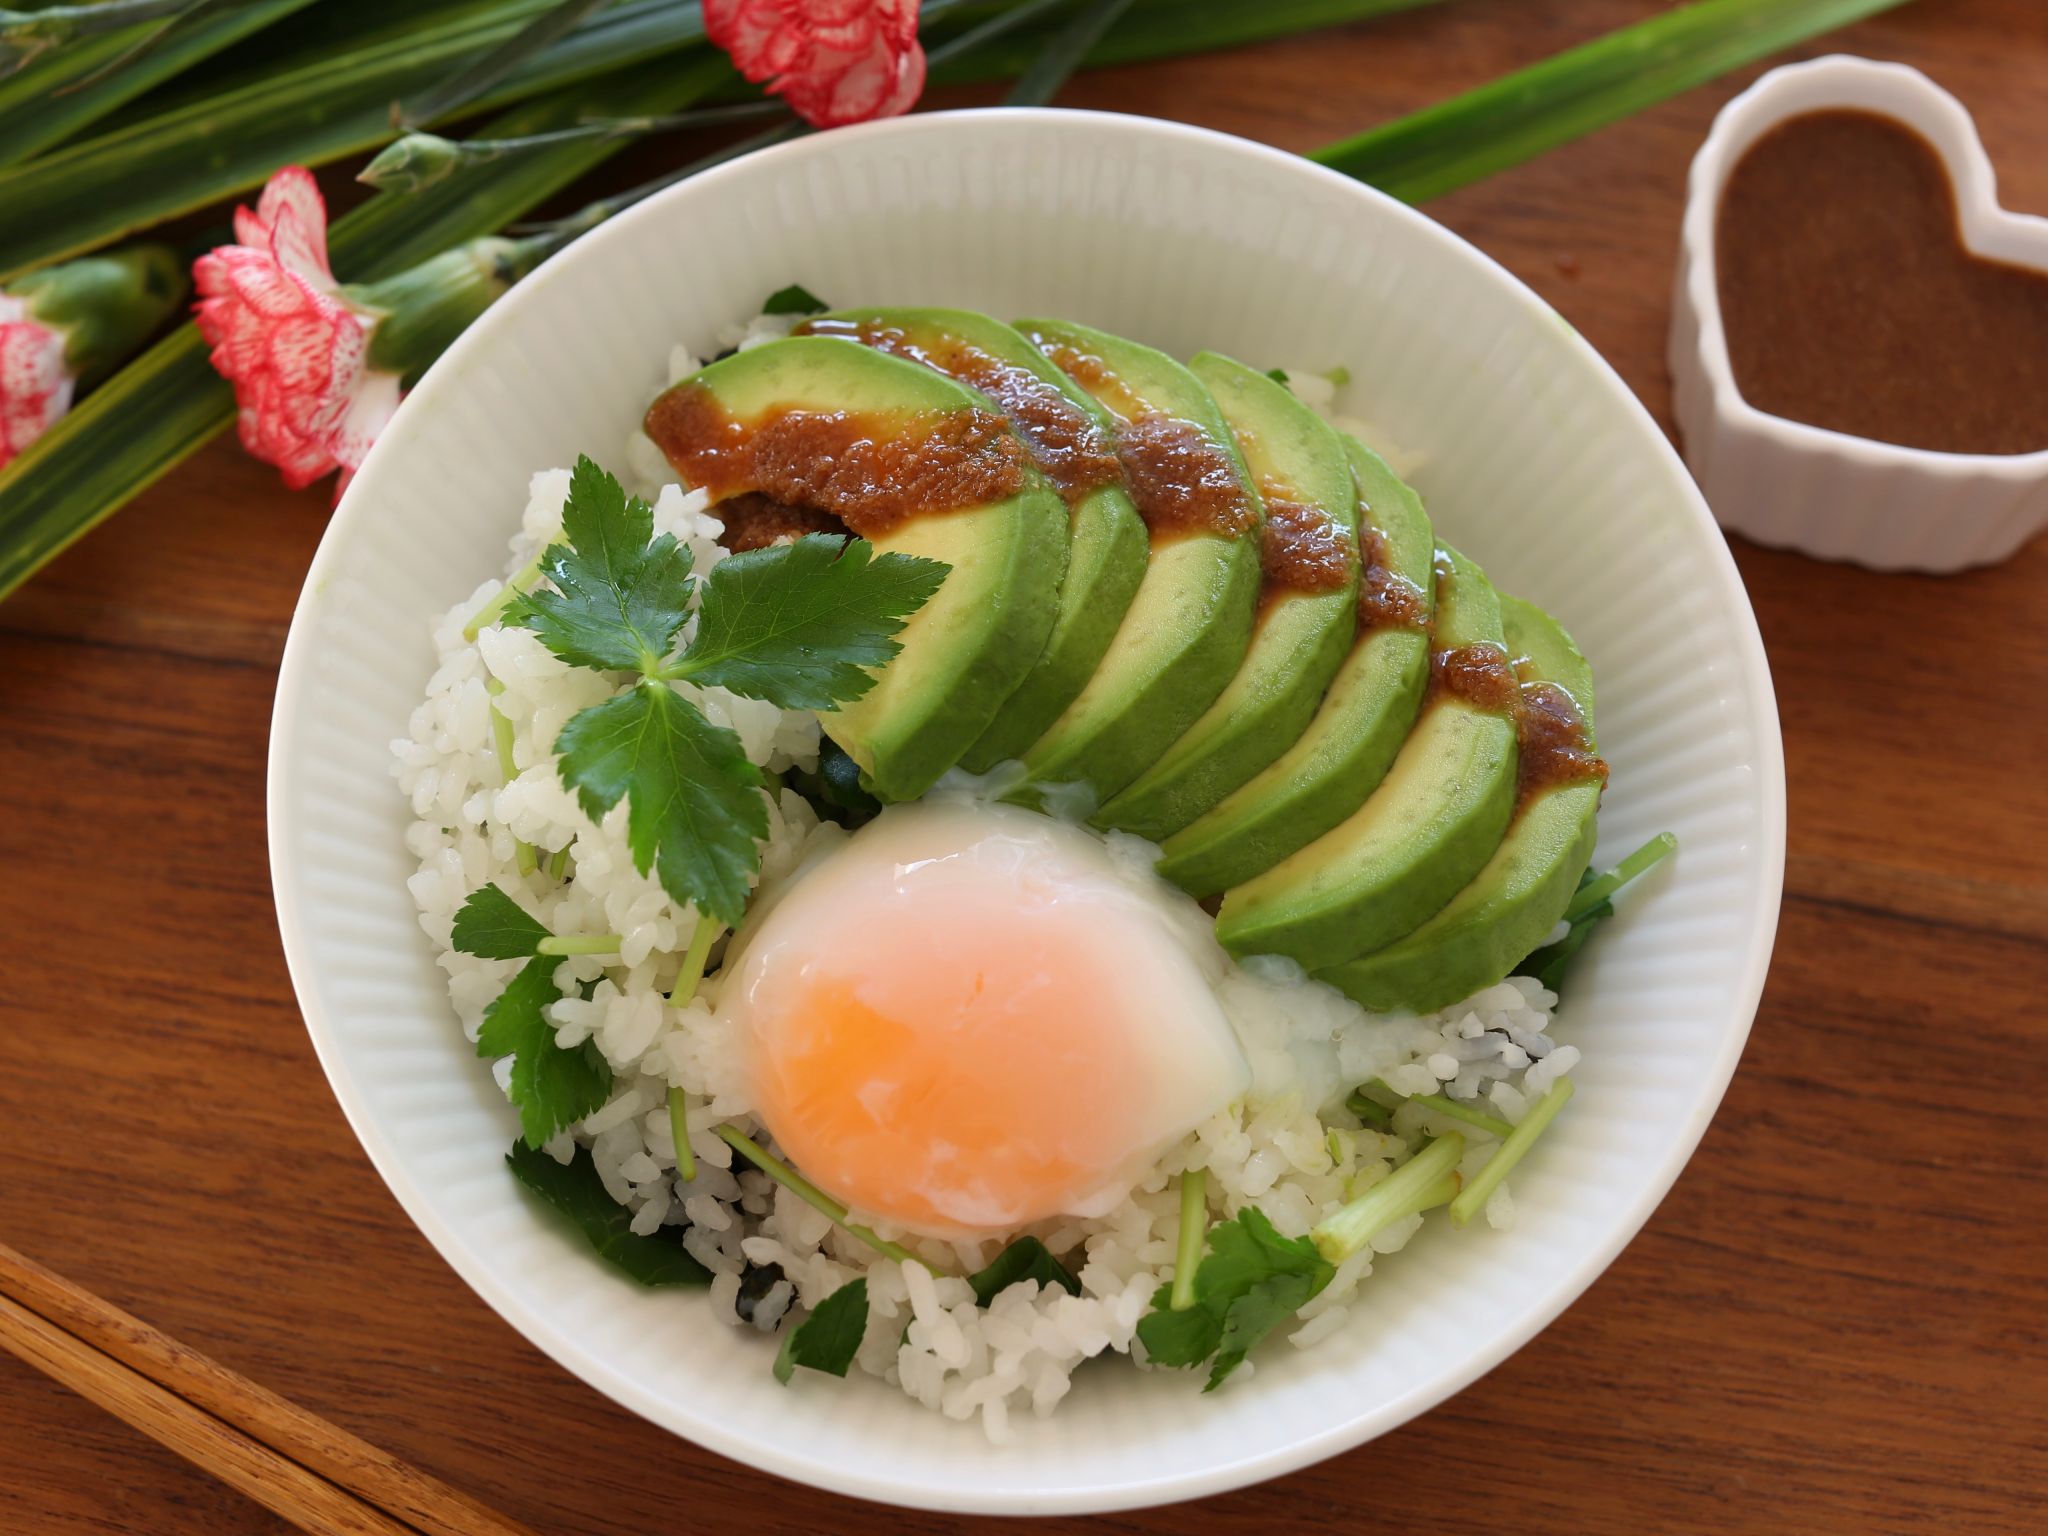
xmin=11 ymin=245 xmax=185 ymax=387
xmin=358 ymin=132 xmax=467 ymax=194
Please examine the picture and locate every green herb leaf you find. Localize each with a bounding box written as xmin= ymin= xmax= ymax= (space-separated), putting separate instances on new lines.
xmin=553 ymin=680 xmax=768 ymax=926
xmin=505 ymin=1141 xmax=710 ymax=1286
xmin=1521 ymin=892 xmax=1612 ymax=993
xmin=476 ymin=954 xmax=612 ymax=1147
xmin=1516 ymin=832 xmax=1675 ymax=994
xmin=1135 ymin=1208 xmax=1332 ymax=1390
xmin=1264 ymin=366 xmax=1289 ymax=384
xmin=1211 ymin=1271 xmax=1321 ymax=1389
xmin=512 ymin=455 xmax=695 ymax=674
xmin=968 ymin=1237 xmax=1081 ymax=1307
xmin=450 ymin=882 xmax=551 ymax=959
xmin=1132 ymin=1297 xmax=1218 ymax=1367
xmin=673 ymin=534 xmax=949 ymax=709
xmin=774 ymin=1277 xmax=869 ymax=1384
xmin=760 ymin=282 xmax=828 ymax=316
xmin=783 ymin=735 xmax=881 ymax=830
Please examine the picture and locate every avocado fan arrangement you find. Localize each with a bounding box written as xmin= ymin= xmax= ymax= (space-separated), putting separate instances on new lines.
xmin=653 ymin=307 xmax=1633 ymax=1012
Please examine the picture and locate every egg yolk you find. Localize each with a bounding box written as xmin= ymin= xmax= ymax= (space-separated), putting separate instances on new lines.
xmin=722 ymin=803 xmax=1249 ymax=1239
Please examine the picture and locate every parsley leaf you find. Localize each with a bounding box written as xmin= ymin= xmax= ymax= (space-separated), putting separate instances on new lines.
xmin=1519 ymin=890 xmax=1613 ymax=993
xmin=450 ymin=882 xmax=550 ymax=959
xmin=512 ymin=455 xmax=696 ymax=673
xmin=968 ymin=1237 xmax=1081 ymax=1307
xmin=506 ymin=1142 xmax=709 ymax=1286
xmin=761 ymin=283 xmax=828 ymax=316
xmin=1264 ymin=366 xmax=1290 ymax=384
xmin=673 ymin=534 xmax=949 ymax=709
xmin=476 ymin=954 xmax=612 ymax=1147
xmin=774 ymin=1277 xmax=868 ymax=1384
xmin=1135 ymin=1208 xmax=1333 ymax=1391
xmin=1516 ymin=833 xmax=1676 ymax=995
xmin=506 ymin=453 xmax=947 ymax=928
xmin=553 ymin=681 xmax=768 ymax=927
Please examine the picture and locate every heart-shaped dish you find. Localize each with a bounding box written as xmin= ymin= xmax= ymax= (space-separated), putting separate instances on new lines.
xmin=1671 ymin=55 xmax=2048 ymax=572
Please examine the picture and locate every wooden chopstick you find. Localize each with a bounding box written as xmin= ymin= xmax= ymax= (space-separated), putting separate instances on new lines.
xmin=0 ymin=1241 xmax=540 ymax=1536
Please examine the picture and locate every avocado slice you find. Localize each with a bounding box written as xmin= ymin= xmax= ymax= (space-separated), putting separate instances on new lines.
xmin=644 ymin=335 xmax=1067 ymax=802
xmin=1315 ymin=595 xmax=1605 ymax=1012
xmin=1212 ymin=545 xmax=1519 ymax=970
xmin=797 ymin=308 xmax=1149 ymax=774
xmin=1094 ymin=353 xmax=1361 ymax=841
xmin=1004 ymin=320 xmax=1264 ymax=809
xmin=1155 ymin=435 xmax=1435 ymax=896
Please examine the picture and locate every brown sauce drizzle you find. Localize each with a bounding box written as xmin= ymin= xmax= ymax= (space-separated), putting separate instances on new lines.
xmin=1257 ymin=489 xmax=1353 ymax=600
xmin=708 ymin=492 xmax=847 ymax=552
xmin=1028 ymin=333 xmax=1259 ymax=541
xmin=1512 ymin=678 xmax=1608 ymax=810
xmin=643 ymin=384 xmax=1029 ymax=540
xmin=1114 ymin=414 xmax=1260 ymax=541
xmin=1029 ymin=337 xmax=1149 ymax=421
xmin=798 ymin=319 xmax=1122 ymax=502
xmin=1430 ymin=643 xmax=1519 ymax=714
xmin=1354 ymin=525 xmax=1428 ymax=632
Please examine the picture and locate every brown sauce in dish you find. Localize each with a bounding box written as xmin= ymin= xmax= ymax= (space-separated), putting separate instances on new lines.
xmin=1115 ymin=414 xmax=1260 ymax=541
xmin=1512 ymin=679 xmax=1607 ymax=809
xmin=709 ymin=492 xmax=847 ymax=552
xmin=1716 ymin=109 xmax=2048 ymax=455
xmin=1430 ymin=643 xmax=1518 ymax=714
xmin=1354 ymin=525 xmax=1429 ymax=633
xmin=798 ymin=319 xmax=1123 ymax=502
xmin=644 ymin=385 xmax=1030 ymax=539
xmin=1257 ymin=489 xmax=1353 ymax=600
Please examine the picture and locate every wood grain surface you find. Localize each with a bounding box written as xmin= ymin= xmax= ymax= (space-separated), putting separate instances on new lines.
xmin=4 ymin=2 xmax=2046 ymax=1532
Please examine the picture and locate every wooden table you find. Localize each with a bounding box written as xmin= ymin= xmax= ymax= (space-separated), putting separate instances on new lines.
xmin=4 ymin=2 xmax=2045 ymax=1531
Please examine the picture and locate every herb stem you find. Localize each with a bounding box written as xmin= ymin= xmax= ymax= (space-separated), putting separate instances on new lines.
xmin=463 ymin=552 xmax=545 ymax=640
xmin=667 ymin=1085 xmax=697 ymax=1183
xmin=1565 ymin=832 xmax=1677 ymax=922
xmin=547 ymin=844 xmax=571 ymax=879
xmin=1449 ymin=1078 xmax=1574 ymax=1227
xmin=534 ymin=933 xmax=620 ymax=956
xmin=485 ymin=678 xmax=540 ymax=875
xmin=1311 ymin=1132 xmax=1465 ymax=1263
xmin=1372 ymin=1080 xmax=1515 ymax=1139
xmin=1343 ymin=1087 xmax=1393 ymax=1129
xmin=1169 ymin=1167 xmax=1208 ymax=1311
xmin=673 ymin=917 xmax=720 ymax=1007
xmin=714 ymin=1125 xmax=930 ymax=1271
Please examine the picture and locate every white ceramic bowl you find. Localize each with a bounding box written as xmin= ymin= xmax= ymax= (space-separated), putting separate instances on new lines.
xmin=1671 ymin=55 xmax=2048 ymax=572
xmin=270 ymin=109 xmax=1785 ymax=1514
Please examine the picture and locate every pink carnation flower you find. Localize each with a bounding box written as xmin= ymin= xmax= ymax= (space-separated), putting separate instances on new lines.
xmin=0 ymin=297 xmax=72 ymax=471
xmin=705 ymin=0 xmax=925 ymax=129
xmin=194 ymin=167 xmax=400 ymax=493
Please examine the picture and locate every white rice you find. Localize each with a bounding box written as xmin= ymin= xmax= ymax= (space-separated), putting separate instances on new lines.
xmin=392 ymin=319 xmax=1576 ymax=1440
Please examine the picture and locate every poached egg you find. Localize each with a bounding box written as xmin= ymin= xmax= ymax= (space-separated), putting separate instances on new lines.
xmin=719 ymin=800 xmax=1249 ymax=1239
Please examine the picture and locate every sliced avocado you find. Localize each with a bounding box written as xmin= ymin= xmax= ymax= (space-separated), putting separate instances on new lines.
xmin=1318 ymin=596 xmax=1604 ymax=1012
xmin=1094 ymin=354 xmax=1361 ymax=841
xmin=798 ymin=307 xmax=1149 ymax=773
xmin=645 ymin=335 xmax=1066 ymax=802
xmin=1005 ymin=319 xmax=1264 ymax=808
xmin=1212 ymin=545 xmax=1519 ymax=970
xmin=1155 ymin=436 xmax=1434 ymax=896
